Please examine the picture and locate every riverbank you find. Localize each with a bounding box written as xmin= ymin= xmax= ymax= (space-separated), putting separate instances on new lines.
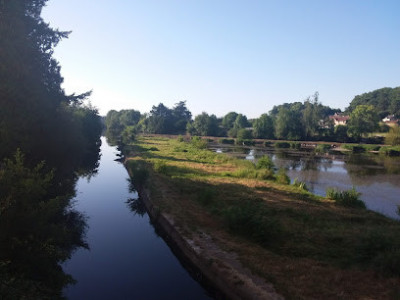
xmin=124 ymin=135 xmax=400 ymax=299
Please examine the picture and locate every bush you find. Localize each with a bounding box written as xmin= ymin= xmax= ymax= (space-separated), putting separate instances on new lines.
xmin=219 ymin=138 xmax=235 ymax=145
xmin=256 ymin=169 xmax=275 ymax=180
xmin=276 ymin=168 xmax=290 ymax=185
xmin=235 ymin=139 xmax=255 ymax=146
xmin=380 ymin=146 xmax=400 ymax=156
xmin=264 ymin=141 xmax=273 ymax=147
xmin=237 ymin=128 xmax=253 ymax=140
xmin=315 ymin=144 xmax=331 ymax=153
xmin=290 ymin=142 xmax=301 ymax=149
xmin=190 ymin=136 xmax=208 ymax=149
xmin=275 ymin=142 xmax=290 ymax=148
xmin=326 ymin=187 xmax=365 ymax=208
xmin=385 ymin=126 xmax=400 ymax=146
xmin=292 ymin=178 xmax=308 ymax=191
xmin=256 ymin=155 xmax=274 ymax=170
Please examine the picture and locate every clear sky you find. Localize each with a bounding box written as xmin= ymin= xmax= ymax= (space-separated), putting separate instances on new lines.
xmin=42 ymin=0 xmax=400 ymax=118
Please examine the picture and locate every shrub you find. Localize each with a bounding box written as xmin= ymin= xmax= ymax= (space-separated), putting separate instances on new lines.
xmin=315 ymin=144 xmax=331 ymax=153
xmin=276 ymin=168 xmax=290 ymax=185
xmin=256 ymin=155 xmax=274 ymax=170
xmin=385 ymin=126 xmax=400 ymax=146
xmin=379 ymin=146 xmax=400 ymax=156
xmin=219 ymin=138 xmax=235 ymax=145
xmin=264 ymin=141 xmax=273 ymax=147
xmin=235 ymin=139 xmax=255 ymax=146
xmin=177 ymin=135 xmax=184 ymax=142
xmin=326 ymin=187 xmax=365 ymax=208
xmin=290 ymin=142 xmax=301 ymax=149
xmin=275 ymin=142 xmax=290 ymax=148
xmin=190 ymin=136 xmax=208 ymax=149
xmin=237 ymin=128 xmax=253 ymax=140
xmin=292 ymin=178 xmax=308 ymax=191
xmin=343 ymin=144 xmax=366 ymax=153
xmin=256 ymin=169 xmax=275 ymax=180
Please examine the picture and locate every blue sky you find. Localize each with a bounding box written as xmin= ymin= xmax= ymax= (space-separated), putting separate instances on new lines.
xmin=42 ymin=0 xmax=400 ymax=118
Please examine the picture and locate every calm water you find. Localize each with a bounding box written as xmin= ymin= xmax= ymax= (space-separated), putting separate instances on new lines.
xmin=63 ymin=138 xmax=210 ymax=299
xmin=212 ymin=145 xmax=400 ymax=219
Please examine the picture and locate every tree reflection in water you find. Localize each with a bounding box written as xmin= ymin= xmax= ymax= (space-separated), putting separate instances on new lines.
xmin=0 ymin=142 xmax=101 ymax=299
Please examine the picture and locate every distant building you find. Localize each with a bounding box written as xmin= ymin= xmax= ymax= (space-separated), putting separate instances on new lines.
xmin=329 ymin=113 xmax=350 ymax=126
xmin=382 ymin=114 xmax=399 ymax=126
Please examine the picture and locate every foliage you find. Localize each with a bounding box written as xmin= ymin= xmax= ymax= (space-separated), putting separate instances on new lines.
xmin=274 ymin=142 xmax=291 ymax=148
xmin=334 ymin=125 xmax=349 ymax=142
xmin=256 ymin=155 xmax=274 ymax=170
xmin=274 ymin=106 xmax=303 ymax=140
xmin=347 ymin=87 xmax=400 ymax=119
xmin=190 ymin=136 xmax=208 ymax=149
xmin=236 ymin=128 xmax=252 ymax=140
xmin=219 ymin=138 xmax=235 ymax=144
xmin=315 ymin=144 xmax=332 ymax=153
xmin=292 ymin=178 xmax=308 ymax=191
xmin=105 ymin=109 xmax=141 ymax=142
xmin=189 ymin=112 xmax=219 ymax=136
xmin=144 ymin=101 xmax=191 ymax=134
xmin=0 ymin=0 xmax=102 ymax=168
xmin=302 ymin=92 xmax=322 ymax=139
xmin=252 ymin=114 xmax=274 ymax=139
xmin=347 ymin=105 xmax=379 ymax=140
xmin=0 ymin=150 xmax=87 ymax=298
xmin=385 ymin=126 xmax=400 ymax=146
xmin=221 ymin=112 xmax=239 ymax=130
xmin=379 ymin=146 xmax=400 ymax=156
xmin=326 ymin=187 xmax=365 ymax=208
xmin=276 ymin=168 xmax=290 ymax=185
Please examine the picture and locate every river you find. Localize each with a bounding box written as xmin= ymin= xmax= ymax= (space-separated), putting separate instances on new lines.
xmin=212 ymin=144 xmax=400 ymax=219
xmin=63 ymin=138 xmax=211 ymax=299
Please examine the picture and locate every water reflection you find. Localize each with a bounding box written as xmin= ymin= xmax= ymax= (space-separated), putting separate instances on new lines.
xmin=213 ymin=145 xmax=400 ymax=219
xmin=63 ymin=138 xmax=211 ymax=299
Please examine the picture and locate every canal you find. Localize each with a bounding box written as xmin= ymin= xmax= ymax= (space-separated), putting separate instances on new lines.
xmin=63 ymin=137 xmax=211 ymax=299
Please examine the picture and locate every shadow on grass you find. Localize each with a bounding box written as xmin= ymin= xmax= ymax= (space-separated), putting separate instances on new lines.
xmin=161 ymin=174 xmax=400 ymax=276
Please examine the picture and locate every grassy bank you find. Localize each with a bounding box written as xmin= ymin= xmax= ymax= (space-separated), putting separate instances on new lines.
xmin=125 ymin=135 xmax=400 ymax=299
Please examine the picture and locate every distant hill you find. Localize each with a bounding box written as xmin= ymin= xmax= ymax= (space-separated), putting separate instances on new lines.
xmin=347 ymin=87 xmax=400 ymax=119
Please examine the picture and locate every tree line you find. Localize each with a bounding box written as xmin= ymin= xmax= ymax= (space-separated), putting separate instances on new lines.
xmin=0 ymin=1 xmax=102 ymax=298
xmin=105 ymin=89 xmax=399 ymax=144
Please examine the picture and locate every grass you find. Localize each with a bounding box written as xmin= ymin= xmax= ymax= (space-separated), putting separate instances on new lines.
xmin=326 ymin=187 xmax=366 ymax=208
xmin=125 ymin=135 xmax=400 ymax=299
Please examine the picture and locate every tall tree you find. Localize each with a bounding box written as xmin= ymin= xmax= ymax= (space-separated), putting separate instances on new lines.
xmin=0 ymin=0 xmax=101 ymax=167
xmin=222 ymin=112 xmax=239 ymax=130
xmin=347 ymin=105 xmax=379 ymax=140
xmin=274 ymin=107 xmax=303 ymax=140
xmin=171 ymin=101 xmax=192 ymax=134
xmin=190 ymin=112 xmax=219 ymax=136
xmin=302 ymin=92 xmax=322 ymax=139
xmin=253 ymin=114 xmax=274 ymax=139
